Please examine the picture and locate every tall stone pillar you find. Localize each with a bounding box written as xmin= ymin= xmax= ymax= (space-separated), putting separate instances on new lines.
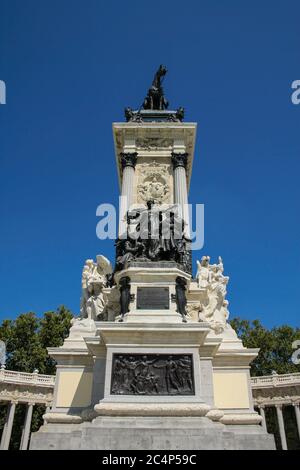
xmin=258 ymin=406 xmax=267 ymax=432
xmin=118 ymin=152 xmax=138 ymax=238
xmin=20 ymin=403 xmax=34 ymax=450
xmin=1 ymin=401 xmax=16 ymax=450
xmin=171 ymin=152 xmax=190 ymax=238
xmin=293 ymin=403 xmax=300 ymax=442
xmin=275 ymin=404 xmax=287 ymax=450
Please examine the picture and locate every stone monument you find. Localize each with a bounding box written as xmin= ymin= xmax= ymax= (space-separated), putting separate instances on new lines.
xmin=30 ymin=66 xmax=275 ymax=450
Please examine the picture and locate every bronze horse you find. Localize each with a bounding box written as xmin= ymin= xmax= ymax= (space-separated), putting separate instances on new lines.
xmin=143 ymin=65 xmax=169 ymax=110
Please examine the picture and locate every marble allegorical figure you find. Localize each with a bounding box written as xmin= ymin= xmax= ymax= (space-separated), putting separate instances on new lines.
xmin=80 ymin=255 xmax=112 ymax=320
xmin=195 ymin=256 xmax=230 ymax=333
xmin=196 ymin=256 xmax=211 ymax=288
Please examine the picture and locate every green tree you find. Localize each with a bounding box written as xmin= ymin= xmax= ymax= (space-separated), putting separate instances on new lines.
xmin=230 ymin=317 xmax=300 ymax=376
xmin=0 ymin=306 xmax=73 ymax=449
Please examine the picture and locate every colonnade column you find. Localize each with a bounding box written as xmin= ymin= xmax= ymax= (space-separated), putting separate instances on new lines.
xmin=118 ymin=152 xmax=138 ymax=238
xmin=293 ymin=403 xmax=300 ymax=442
xmin=0 ymin=401 xmax=17 ymax=450
xmin=171 ymin=152 xmax=190 ymax=238
xmin=258 ymin=405 xmax=267 ymax=432
xmin=20 ymin=402 xmax=34 ymax=450
xmin=0 ymin=403 xmax=9 ymax=449
xmin=275 ymin=404 xmax=287 ymax=450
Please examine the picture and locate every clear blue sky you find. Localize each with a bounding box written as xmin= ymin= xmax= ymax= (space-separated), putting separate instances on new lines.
xmin=0 ymin=0 xmax=299 ymax=328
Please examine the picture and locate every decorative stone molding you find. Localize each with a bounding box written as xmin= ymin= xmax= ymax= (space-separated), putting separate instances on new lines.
xmin=0 ymin=384 xmax=53 ymax=405
xmin=94 ymin=402 xmax=211 ymax=417
xmin=136 ymin=137 xmax=173 ymax=150
xmin=253 ymin=395 xmax=300 ymax=407
xmin=220 ymin=413 xmax=262 ymax=425
xmin=43 ymin=412 xmax=83 ymax=424
xmin=120 ymin=152 xmax=138 ymax=170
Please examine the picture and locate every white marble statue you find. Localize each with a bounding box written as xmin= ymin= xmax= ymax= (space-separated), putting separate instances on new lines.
xmin=80 ymin=259 xmax=95 ymax=317
xmin=196 ymin=256 xmax=230 ymax=333
xmin=196 ymin=256 xmax=211 ymax=288
xmin=80 ymin=255 xmax=112 ymax=320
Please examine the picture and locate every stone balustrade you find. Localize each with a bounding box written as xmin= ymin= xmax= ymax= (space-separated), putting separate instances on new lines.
xmin=251 ymin=373 xmax=300 ymax=388
xmin=0 ymin=367 xmax=55 ymax=387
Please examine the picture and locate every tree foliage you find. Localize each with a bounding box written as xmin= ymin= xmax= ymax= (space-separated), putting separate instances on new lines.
xmin=230 ymin=317 xmax=300 ymax=376
xmin=0 ymin=306 xmax=73 ymax=375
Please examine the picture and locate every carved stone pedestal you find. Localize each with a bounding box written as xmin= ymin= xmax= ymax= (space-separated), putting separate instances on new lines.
xmin=114 ymin=264 xmax=190 ymax=323
xmin=30 ymin=319 xmax=275 ymax=449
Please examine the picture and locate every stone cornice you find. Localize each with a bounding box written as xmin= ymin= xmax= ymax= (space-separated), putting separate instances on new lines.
xmin=213 ymin=348 xmax=259 ymax=367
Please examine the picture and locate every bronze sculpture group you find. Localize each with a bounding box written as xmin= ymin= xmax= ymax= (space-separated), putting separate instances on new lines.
xmin=111 ymin=354 xmax=194 ymax=396
xmin=115 ymin=201 xmax=191 ymax=273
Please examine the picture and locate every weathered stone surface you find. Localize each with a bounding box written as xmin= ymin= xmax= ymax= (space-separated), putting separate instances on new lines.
xmin=30 ymin=417 xmax=275 ymax=450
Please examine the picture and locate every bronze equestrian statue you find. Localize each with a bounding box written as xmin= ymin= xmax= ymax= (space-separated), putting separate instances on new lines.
xmin=143 ymin=65 xmax=169 ymax=110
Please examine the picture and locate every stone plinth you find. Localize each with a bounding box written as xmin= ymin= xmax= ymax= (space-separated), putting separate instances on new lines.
xmin=30 ymin=318 xmax=275 ymax=449
xmin=114 ymin=265 xmax=190 ymax=323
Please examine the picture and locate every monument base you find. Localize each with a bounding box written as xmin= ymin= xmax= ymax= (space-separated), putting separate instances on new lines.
xmin=30 ymin=263 xmax=276 ymax=451
xmin=30 ymin=416 xmax=275 ymax=450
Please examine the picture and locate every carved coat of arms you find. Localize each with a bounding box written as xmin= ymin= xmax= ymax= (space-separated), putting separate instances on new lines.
xmin=137 ymin=162 xmax=171 ymax=205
